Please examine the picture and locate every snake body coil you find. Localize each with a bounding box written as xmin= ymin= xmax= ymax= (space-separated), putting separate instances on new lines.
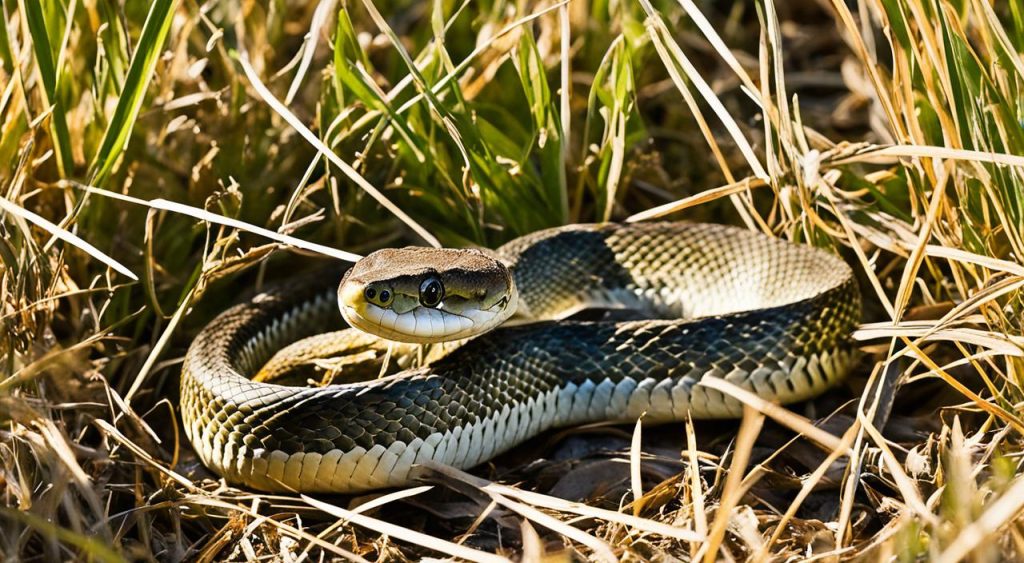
xmin=182 ymin=223 xmax=860 ymax=492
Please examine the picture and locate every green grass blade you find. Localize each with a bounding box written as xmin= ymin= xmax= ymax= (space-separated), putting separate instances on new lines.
xmin=87 ymin=0 xmax=178 ymax=186
xmin=20 ymin=0 xmax=73 ymax=177
xmin=0 ymin=0 xmax=14 ymax=72
xmin=0 ymin=508 xmax=125 ymax=563
xmin=513 ymin=31 xmax=568 ymax=223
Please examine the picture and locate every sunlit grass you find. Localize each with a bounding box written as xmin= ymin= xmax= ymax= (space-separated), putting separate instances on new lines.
xmin=2 ymin=0 xmax=1024 ymax=560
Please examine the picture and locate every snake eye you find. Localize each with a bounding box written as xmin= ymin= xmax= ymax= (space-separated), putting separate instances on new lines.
xmin=419 ymin=277 xmax=444 ymax=308
xmin=364 ymin=287 xmax=377 ymax=300
xmin=378 ymin=289 xmax=392 ymax=304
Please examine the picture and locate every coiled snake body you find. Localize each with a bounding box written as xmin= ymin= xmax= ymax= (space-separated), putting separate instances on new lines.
xmin=182 ymin=223 xmax=860 ymax=492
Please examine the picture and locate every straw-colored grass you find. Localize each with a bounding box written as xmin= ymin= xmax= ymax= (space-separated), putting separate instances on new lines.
xmin=2 ymin=0 xmax=1023 ymax=560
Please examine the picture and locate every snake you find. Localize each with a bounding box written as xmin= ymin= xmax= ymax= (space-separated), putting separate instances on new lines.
xmin=181 ymin=222 xmax=860 ymax=493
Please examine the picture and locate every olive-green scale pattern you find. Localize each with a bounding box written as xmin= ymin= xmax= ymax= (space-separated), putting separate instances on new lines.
xmin=181 ymin=223 xmax=860 ymax=492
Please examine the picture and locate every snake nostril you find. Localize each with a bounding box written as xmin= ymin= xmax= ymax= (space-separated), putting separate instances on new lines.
xmin=362 ymin=284 xmax=393 ymax=307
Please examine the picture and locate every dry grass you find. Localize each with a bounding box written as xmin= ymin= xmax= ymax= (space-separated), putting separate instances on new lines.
xmin=2 ymin=0 xmax=1024 ymax=560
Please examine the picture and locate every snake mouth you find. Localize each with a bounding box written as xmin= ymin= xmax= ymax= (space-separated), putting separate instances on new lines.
xmin=338 ymin=279 xmax=517 ymax=343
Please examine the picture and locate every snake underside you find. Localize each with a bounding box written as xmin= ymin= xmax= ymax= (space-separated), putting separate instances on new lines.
xmin=181 ymin=222 xmax=861 ymax=492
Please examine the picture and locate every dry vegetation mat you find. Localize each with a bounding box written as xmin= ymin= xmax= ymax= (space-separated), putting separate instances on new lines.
xmin=2 ymin=0 xmax=1024 ymax=560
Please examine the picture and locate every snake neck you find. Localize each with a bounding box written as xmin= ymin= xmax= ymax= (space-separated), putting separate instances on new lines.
xmin=501 ymin=222 xmax=854 ymax=323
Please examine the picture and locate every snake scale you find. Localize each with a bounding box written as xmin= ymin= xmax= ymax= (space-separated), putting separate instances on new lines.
xmin=181 ymin=222 xmax=860 ymax=492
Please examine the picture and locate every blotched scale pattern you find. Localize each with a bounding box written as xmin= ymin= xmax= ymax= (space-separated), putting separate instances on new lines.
xmin=181 ymin=223 xmax=860 ymax=492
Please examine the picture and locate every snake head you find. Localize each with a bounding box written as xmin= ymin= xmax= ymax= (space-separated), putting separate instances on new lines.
xmin=337 ymin=247 xmax=517 ymax=343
